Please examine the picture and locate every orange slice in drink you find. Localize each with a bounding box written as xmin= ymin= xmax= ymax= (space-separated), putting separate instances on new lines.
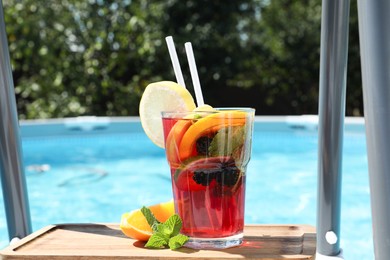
xmin=178 ymin=111 xmax=247 ymax=161
xmin=165 ymin=120 xmax=192 ymax=166
xmin=120 ymin=200 xmax=174 ymax=241
xmin=165 ymin=105 xmax=216 ymax=166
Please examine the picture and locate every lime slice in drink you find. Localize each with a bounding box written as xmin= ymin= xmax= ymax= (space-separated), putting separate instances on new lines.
xmin=139 ymin=81 xmax=196 ymax=148
xmin=193 ymin=104 xmax=215 ymax=112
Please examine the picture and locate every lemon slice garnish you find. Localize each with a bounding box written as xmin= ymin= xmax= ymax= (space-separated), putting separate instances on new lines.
xmin=139 ymin=81 xmax=196 ymax=148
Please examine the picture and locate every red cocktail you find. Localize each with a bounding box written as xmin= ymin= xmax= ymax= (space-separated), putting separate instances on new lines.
xmin=162 ymin=108 xmax=254 ymax=249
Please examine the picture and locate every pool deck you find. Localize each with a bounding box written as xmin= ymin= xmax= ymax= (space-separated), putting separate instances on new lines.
xmin=0 ymin=224 xmax=316 ymax=259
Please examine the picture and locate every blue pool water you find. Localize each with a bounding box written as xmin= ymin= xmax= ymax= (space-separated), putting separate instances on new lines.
xmin=0 ymin=117 xmax=373 ymax=259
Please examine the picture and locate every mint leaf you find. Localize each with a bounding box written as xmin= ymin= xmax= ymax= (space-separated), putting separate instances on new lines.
xmin=156 ymin=223 xmax=172 ymax=239
xmin=140 ymin=206 xmax=160 ymax=232
xmin=168 ymin=234 xmax=189 ymax=250
xmin=145 ymin=233 xmax=169 ymax=249
xmin=209 ymin=126 xmax=246 ymax=158
xmin=141 ymin=207 xmax=189 ymax=250
xmin=163 ymin=214 xmax=182 ymax=237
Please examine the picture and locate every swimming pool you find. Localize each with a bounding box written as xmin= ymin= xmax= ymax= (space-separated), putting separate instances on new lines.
xmin=0 ymin=116 xmax=372 ymax=259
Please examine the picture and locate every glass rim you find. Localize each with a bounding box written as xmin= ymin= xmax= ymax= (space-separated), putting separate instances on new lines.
xmin=161 ymin=107 xmax=256 ymax=114
xmin=161 ymin=107 xmax=255 ymax=118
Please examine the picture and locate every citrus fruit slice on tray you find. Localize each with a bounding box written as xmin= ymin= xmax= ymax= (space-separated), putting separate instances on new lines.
xmin=120 ymin=200 xmax=175 ymax=241
xmin=139 ymin=81 xmax=196 ymax=148
xmin=148 ymin=199 xmax=175 ymax=222
xmin=120 ymin=209 xmax=153 ymax=241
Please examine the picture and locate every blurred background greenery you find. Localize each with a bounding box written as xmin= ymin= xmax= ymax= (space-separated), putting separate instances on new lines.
xmin=3 ymin=0 xmax=362 ymax=119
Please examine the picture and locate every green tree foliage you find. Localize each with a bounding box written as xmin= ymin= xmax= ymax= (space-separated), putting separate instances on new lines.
xmin=4 ymin=0 xmax=169 ymax=118
xmin=3 ymin=0 xmax=362 ymax=119
xmin=346 ymin=1 xmax=362 ymax=116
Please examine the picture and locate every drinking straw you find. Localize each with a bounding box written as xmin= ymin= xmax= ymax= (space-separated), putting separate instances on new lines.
xmin=184 ymin=42 xmax=205 ymax=107
xmin=165 ymin=36 xmax=186 ymax=88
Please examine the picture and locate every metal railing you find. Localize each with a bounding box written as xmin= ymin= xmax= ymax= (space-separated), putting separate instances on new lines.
xmin=0 ymin=1 xmax=31 ymax=241
xmin=317 ymin=0 xmax=350 ymax=257
xmin=358 ymin=1 xmax=390 ymax=258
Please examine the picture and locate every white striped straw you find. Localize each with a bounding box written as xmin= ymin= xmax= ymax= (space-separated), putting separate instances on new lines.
xmin=165 ymin=36 xmax=186 ymax=88
xmin=184 ymin=42 xmax=204 ymax=107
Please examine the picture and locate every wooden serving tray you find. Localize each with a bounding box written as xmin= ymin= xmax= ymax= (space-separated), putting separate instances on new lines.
xmin=0 ymin=224 xmax=316 ymax=259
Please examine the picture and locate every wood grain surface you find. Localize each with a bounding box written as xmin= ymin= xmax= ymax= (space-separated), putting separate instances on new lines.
xmin=0 ymin=224 xmax=316 ymax=259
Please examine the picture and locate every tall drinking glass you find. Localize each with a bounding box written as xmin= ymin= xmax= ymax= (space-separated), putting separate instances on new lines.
xmin=161 ymin=108 xmax=255 ymax=249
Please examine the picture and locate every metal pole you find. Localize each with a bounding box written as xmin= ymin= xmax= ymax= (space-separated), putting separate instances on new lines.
xmin=0 ymin=1 xmax=32 ymax=240
xmin=357 ymin=1 xmax=390 ymax=259
xmin=317 ymin=0 xmax=350 ymax=257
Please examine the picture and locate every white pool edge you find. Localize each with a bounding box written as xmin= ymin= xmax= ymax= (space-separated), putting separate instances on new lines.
xmin=19 ymin=115 xmax=365 ymax=138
